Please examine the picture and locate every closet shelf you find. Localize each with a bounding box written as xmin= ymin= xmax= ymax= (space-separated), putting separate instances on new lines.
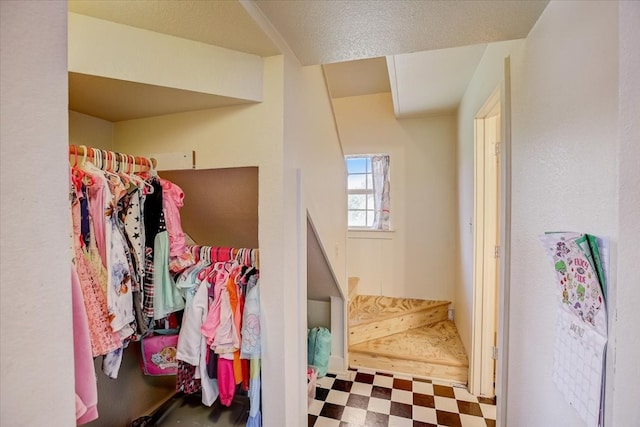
xmin=69 ymin=72 xmax=258 ymax=122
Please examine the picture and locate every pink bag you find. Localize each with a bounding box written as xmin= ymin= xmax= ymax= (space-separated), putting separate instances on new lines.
xmin=140 ymin=330 xmax=179 ymax=376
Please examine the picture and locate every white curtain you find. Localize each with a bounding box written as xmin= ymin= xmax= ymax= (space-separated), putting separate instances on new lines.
xmin=371 ymin=155 xmax=390 ymax=230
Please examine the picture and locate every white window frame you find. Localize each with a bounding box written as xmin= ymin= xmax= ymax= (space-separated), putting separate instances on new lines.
xmin=346 ymin=154 xmax=390 ymax=230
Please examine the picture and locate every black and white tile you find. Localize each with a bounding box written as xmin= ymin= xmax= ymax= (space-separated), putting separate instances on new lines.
xmin=308 ymin=369 xmax=496 ymax=427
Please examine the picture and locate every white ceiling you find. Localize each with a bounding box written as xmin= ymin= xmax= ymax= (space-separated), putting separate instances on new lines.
xmin=253 ymin=0 xmax=548 ymax=65
xmin=68 ymin=0 xmax=548 ymax=118
xmin=388 ymin=43 xmax=489 ymax=117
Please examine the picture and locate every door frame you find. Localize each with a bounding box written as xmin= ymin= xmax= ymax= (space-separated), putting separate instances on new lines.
xmin=470 ymin=85 xmax=501 ymax=398
xmin=495 ymin=57 xmax=513 ymax=427
xmin=469 ymin=57 xmax=513 ymax=427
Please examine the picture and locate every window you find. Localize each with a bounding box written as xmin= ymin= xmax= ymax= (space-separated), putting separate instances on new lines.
xmin=346 ymin=154 xmax=390 ymax=230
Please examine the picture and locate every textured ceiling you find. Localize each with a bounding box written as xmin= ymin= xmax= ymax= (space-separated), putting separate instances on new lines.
xmin=68 ymin=0 xmax=548 ymax=66
xmin=67 ymin=0 xmax=549 ymax=118
xmin=254 ymin=0 xmax=549 ymax=65
xmin=67 ymin=0 xmax=280 ymax=57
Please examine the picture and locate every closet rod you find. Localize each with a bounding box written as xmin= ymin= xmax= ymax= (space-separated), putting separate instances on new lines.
xmin=69 ymin=145 xmax=157 ymax=171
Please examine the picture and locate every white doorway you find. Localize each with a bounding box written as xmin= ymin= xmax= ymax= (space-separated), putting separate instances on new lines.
xmin=470 ymin=87 xmax=501 ymax=398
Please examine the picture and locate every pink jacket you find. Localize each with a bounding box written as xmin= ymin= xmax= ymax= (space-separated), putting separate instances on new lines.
xmin=72 ymin=264 xmax=99 ymax=425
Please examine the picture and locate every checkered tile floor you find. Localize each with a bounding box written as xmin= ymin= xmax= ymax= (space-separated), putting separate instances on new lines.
xmin=308 ymin=369 xmax=496 ymax=427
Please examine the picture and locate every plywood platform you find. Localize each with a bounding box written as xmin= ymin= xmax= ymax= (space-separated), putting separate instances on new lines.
xmin=350 ymin=320 xmax=468 ymax=366
xmin=347 ymin=289 xmax=468 ymax=384
xmin=349 ymin=294 xmax=450 ymax=326
xmin=349 ymin=320 xmax=469 ymax=384
xmin=348 ymin=294 xmax=450 ymax=346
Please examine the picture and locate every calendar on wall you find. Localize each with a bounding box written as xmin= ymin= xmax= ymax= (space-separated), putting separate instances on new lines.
xmin=540 ymin=232 xmax=609 ymax=427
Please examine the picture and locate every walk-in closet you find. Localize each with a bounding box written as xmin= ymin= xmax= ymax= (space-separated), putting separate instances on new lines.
xmin=65 ymin=6 xmax=347 ymax=424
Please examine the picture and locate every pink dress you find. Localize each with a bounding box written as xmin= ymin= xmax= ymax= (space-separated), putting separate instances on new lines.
xmin=71 ymin=185 xmax=121 ymax=357
xmin=71 ymin=264 xmax=99 ymax=425
xmin=160 ymin=178 xmax=188 ymax=257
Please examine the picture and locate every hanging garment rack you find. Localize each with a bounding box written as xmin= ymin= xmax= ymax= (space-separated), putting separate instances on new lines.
xmin=69 ymin=144 xmax=157 ymax=173
xmin=188 ymin=245 xmax=260 ymax=269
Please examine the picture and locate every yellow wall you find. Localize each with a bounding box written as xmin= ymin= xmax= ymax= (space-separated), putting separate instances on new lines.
xmin=283 ymin=57 xmax=349 ymax=376
xmin=334 ymin=93 xmax=458 ymax=302
xmin=113 ymin=55 xmax=305 ymax=426
xmin=69 ymin=111 xmax=114 ymax=150
xmin=284 ymin=60 xmax=348 ymax=294
xmin=69 ymin=13 xmax=262 ymax=101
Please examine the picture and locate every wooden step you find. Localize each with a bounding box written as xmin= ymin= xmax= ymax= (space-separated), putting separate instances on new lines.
xmin=349 ymin=295 xmax=449 ymax=345
xmin=349 ymin=320 xmax=469 ymax=384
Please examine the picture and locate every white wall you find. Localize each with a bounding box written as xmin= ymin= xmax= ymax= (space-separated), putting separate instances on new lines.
xmin=507 ymin=2 xmax=622 ymax=426
xmin=455 ymin=39 xmax=525 ymax=355
xmin=334 ymin=93 xmax=458 ymax=302
xmin=456 ymin=4 xmax=640 ymax=424
xmin=69 ymin=110 xmax=114 ymax=150
xmin=0 ymin=1 xmax=75 ymax=426
xmin=609 ymin=3 xmax=640 ymax=425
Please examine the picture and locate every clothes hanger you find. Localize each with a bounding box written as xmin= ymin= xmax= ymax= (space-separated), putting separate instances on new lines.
xmin=100 ymin=150 xmax=121 ymax=180
xmin=91 ymin=147 xmax=101 ymax=169
xmin=79 ymin=145 xmax=89 ymax=167
xmin=71 ymin=145 xmax=95 ymax=186
xmin=116 ymin=152 xmax=132 ymax=186
xmin=135 ymin=156 xmax=152 ymax=181
xmin=131 ymin=156 xmax=155 ymax=194
xmin=85 ymin=148 xmax=109 ymax=181
xmin=69 ymin=145 xmax=84 ymax=189
xmin=125 ymin=154 xmax=153 ymax=194
xmin=148 ymin=156 xmax=158 ymax=177
xmin=252 ymin=249 xmax=259 ymax=270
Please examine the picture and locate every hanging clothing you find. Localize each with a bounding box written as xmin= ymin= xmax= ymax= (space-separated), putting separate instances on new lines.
xmin=71 ymin=182 xmax=121 ymax=357
xmin=212 ymin=285 xmax=240 ymax=356
xmin=143 ymin=177 xmax=163 ymax=319
xmin=240 ymin=276 xmax=261 ymax=359
xmin=175 ymin=255 xmax=220 ymax=407
xmin=160 ymin=178 xmax=195 ymax=271
xmin=160 ymin=178 xmax=187 ymax=257
xmin=85 ymin=165 xmax=108 ymax=268
xmin=217 ymin=358 xmax=236 ymax=406
xmin=176 ymin=360 xmax=201 ymax=395
xmin=124 ymin=186 xmax=145 ymax=284
xmin=176 ymin=268 xmax=208 ymax=366
xmin=71 ymin=264 xmax=99 ymax=425
xmin=247 ymin=358 xmax=262 ymax=427
xmin=70 ymin=146 xmax=263 ymax=417
xmin=200 ymin=264 xmax=230 ymax=346
xmin=153 ymin=228 xmax=184 ymax=320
